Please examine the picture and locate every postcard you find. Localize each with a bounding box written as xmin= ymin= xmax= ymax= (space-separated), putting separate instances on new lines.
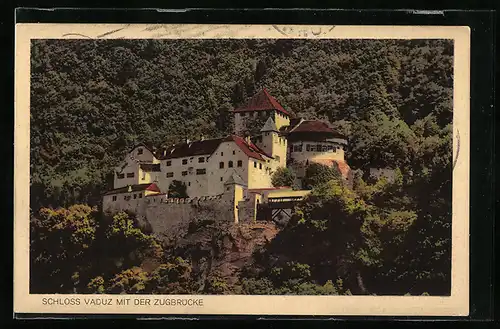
xmin=14 ymin=23 xmax=470 ymax=316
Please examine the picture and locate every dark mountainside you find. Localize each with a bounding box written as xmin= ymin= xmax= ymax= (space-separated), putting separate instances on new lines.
xmin=29 ymin=39 xmax=453 ymax=295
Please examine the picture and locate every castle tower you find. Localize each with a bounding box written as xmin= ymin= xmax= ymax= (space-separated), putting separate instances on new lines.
xmin=232 ymin=88 xmax=291 ymax=136
xmin=223 ymin=173 xmax=247 ymax=224
xmin=260 ymin=117 xmax=287 ymax=168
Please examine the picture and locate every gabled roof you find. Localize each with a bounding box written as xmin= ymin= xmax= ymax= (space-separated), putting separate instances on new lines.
xmin=260 ymin=117 xmax=278 ymax=133
xmin=232 ymin=88 xmax=291 ymax=116
xmin=284 ymin=119 xmax=346 ymax=138
xmin=158 ymin=138 xmax=223 ymax=160
xmin=104 ymin=183 xmax=161 ymax=196
xmin=128 ymin=143 xmax=156 ymax=156
xmin=154 ymin=134 xmax=271 ymax=162
xmin=229 ymin=135 xmax=271 ymax=161
xmin=139 ymin=163 xmax=161 ymax=172
xmin=224 ymin=173 xmax=247 ymax=187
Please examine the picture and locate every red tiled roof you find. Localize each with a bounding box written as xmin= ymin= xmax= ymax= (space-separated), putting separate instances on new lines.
xmin=229 ymin=135 xmax=271 ymax=161
xmin=104 ymin=183 xmax=161 ymax=196
xmin=232 ymin=88 xmax=291 ymax=116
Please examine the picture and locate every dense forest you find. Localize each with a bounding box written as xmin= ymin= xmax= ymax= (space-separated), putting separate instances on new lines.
xmin=30 ymin=38 xmax=453 ymax=295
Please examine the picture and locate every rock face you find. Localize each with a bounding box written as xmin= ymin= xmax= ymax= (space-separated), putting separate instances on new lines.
xmin=170 ymin=220 xmax=279 ymax=293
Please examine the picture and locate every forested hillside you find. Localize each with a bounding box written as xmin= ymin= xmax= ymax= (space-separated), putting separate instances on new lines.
xmin=30 ymin=38 xmax=454 ymax=296
xmin=30 ymin=38 xmax=453 ymax=210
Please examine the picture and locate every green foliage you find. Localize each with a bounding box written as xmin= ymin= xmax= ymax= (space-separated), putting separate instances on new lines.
xmin=149 ymin=257 xmax=194 ymax=294
xmin=107 ymin=266 xmax=150 ymax=294
xmin=167 ymin=180 xmax=189 ymax=198
xmin=30 ymin=204 xmax=98 ymax=292
xmin=302 ymin=163 xmax=342 ymax=190
xmin=204 ymin=272 xmax=230 ymax=294
xmin=30 ymin=39 xmax=453 ymax=296
xmin=30 ymin=205 xmax=164 ymax=294
xmin=271 ymin=167 xmax=297 ymax=188
xmin=30 ymin=39 xmax=453 ymax=210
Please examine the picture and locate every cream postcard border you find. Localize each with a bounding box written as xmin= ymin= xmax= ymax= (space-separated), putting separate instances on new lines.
xmin=14 ymin=24 xmax=470 ymax=316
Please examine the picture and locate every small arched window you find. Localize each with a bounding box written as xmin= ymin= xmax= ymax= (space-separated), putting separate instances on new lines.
xmin=228 ymin=161 xmax=234 ymax=168
xmin=237 ymin=160 xmax=243 ymax=167
xmin=219 ymin=162 xmax=224 ymax=169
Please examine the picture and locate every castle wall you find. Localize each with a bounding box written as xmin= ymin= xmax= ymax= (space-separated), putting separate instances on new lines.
xmin=144 ymin=195 xmax=235 ymax=241
xmin=102 ymin=190 xmax=157 ymax=218
xmin=247 ymin=158 xmax=273 ymax=190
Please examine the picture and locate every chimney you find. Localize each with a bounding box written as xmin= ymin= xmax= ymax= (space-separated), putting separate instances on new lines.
xmin=186 ymin=138 xmax=191 ymax=144
xmin=245 ymin=136 xmax=251 ymax=144
xmin=127 ymin=185 xmax=132 ymax=193
xmin=201 ymin=135 xmax=205 ymax=141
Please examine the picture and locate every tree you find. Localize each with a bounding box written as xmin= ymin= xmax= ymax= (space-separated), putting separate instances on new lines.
xmin=168 ymin=180 xmax=188 ymax=198
xmin=30 ymin=204 xmax=98 ymax=293
xmin=302 ymin=163 xmax=341 ymax=190
xmin=271 ymin=167 xmax=297 ymax=188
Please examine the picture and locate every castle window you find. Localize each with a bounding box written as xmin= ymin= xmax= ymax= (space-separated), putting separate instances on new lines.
xmin=126 ymin=173 xmax=134 ymax=178
xmin=133 ymin=194 xmax=137 ymax=199
xmin=254 ymin=161 xmax=257 ymax=168
xmin=182 ymin=171 xmax=188 ymax=176
xmin=259 ymin=163 xmax=262 ymax=170
xmin=166 ymin=172 xmax=174 ymax=178
xmin=322 ymin=145 xmax=328 ymax=152
xmin=188 ymin=182 xmax=191 ymax=186
xmin=112 ymin=196 xmax=117 ymax=201
xmin=316 ymin=145 xmax=322 ymax=152
xmin=117 ymin=173 xmax=125 ymax=179
xmin=137 ymin=148 xmax=143 ymax=155
xmin=196 ymin=169 xmax=206 ymax=175
xmin=219 ymin=162 xmax=224 ymax=169
xmin=232 ymin=150 xmax=235 ymax=155
xmin=237 ymin=160 xmax=243 ymax=167
xmin=220 ymin=177 xmax=223 ymax=181
xmin=221 ymin=152 xmax=224 ymax=156
xmin=166 ymin=160 xmax=172 ymax=166
xmin=241 ymin=112 xmax=246 ymax=117
xmin=228 ymin=161 xmax=233 ymax=168
xmin=124 ymin=195 xmax=131 ymax=201
xmin=182 ymin=159 xmax=188 ymax=165
xmin=328 ymin=145 xmax=334 ymax=152
xmin=198 ymin=157 xmax=205 ymax=163
xmin=306 ymin=144 xmax=311 ymax=152
xmin=139 ymin=194 xmax=142 ymax=198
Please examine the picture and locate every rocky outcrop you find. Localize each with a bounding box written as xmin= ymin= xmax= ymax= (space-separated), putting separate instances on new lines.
xmin=170 ymin=220 xmax=279 ymax=293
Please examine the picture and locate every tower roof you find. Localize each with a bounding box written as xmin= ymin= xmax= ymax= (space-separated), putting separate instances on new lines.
xmin=260 ymin=116 xmax=278 ymax=133
xmin=224 ymin=172 xmax=247 ymax=187
xmin=232 ymin=88 xmax=291 ymax=116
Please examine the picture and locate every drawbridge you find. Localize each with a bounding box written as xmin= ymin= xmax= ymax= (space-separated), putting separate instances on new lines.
xmin=256 ymin=190 xmax=310 ymax=222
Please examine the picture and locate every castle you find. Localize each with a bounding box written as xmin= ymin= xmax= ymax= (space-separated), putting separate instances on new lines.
xmin=102 ymin=89 xmax=351 ymax=232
